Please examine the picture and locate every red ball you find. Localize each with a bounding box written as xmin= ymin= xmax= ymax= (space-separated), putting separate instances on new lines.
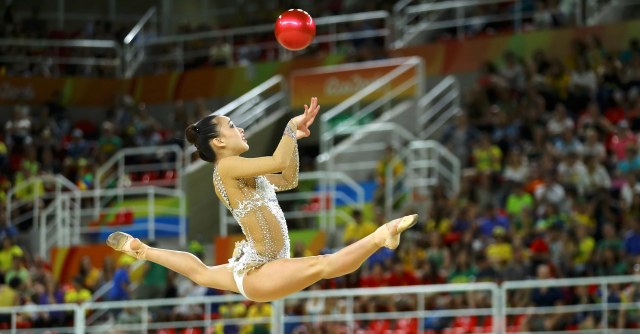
xmin=274 ymin=9 xmax=316 ymax=51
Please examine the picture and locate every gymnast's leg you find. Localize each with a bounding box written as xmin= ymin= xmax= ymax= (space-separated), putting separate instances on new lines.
xmin=243 ymin=214 xmax=417 ymax=302
xmin=107 ymin=234 xmax=239 ymax=293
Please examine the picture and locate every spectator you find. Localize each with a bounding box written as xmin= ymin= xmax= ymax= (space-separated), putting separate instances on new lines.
xmin=0 ymin=237 xmax=23 ymax=275
xmin=5 ymin=105 xmax=32 ymax=147
xmin=573 ymin=224 xmax=595 ymax=275
xmin=65 ymin=128 xmax=91 ymax=162
xmin=581 ymin=128 xmax=607 ymax=163
xmin=505 ymin=182 xmax=534 ymax=220
xmin=531 ymin=264 xmax=563 ymax=307
xmin=472 ymin=134 xmax=503 ymax=176
xmin=486 ymin=227 xmax=514 ymax=266
xmin=608 ymin=121 xmax=636 ymax=162
xmin=64 ymin=277 xmax=92 ymax=304
xmin=209 ymin=38 xmax=232 ymax=66
xmin=108 ymin=255 xmax=133 ymax=301
xmin=579 ymin=154 xmax=611 ymax=197
xmin=5 ymin=256 xmax=30 ymax=287
xmin=553 ymin=129 xmax=583 ymax=158
xmin=342 ymin=209 xmax=377 ymax=245
xmin=534 ymin=171 xmax=566 ymax=212
xmin=0 ymin=277 xmax=21 ymax=311
xmin=373 ymin=145 xmax=405 ymax=208
xmin=95 ymin=121 xmax=122 ymax=164
xmin=135 ymin=242 xmax=168 ymax=300
xmin=77 ymin=255 xmax=101 ymax=291
xmin=440 ymin=113 xmax=480 ymax=167
xmin=448 ymin=251 xmax=476 ymax=284
xmin=359 ymin=262 xmax=389 ymax=288
xmin=34 ymin=276 xmax=65 ymax=327
xmin=387 ymin=261 xmax=418 ymax=286
xmin=616 ymin=144 xmax=640 ymax=176
xmin=503 ymin=149 xmax=530 ymax=185
xmin=546 ymin=103 xmax=574 ymax=140
xmin=478 ymin=204 xmax=510 ymax=238
xmin=570 ymin=57 xmax=598 ymax=98
xmin=623 ymin=220 xmax=640 ymax=256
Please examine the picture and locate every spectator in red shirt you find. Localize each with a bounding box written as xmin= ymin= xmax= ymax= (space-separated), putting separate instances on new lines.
xmin=359 ymin=263 xmax=389 ymax=288
xmin=387 ymin=262 xmax=418 ymax=286
xmin=608 ymin=120 xmax=637 ymax=160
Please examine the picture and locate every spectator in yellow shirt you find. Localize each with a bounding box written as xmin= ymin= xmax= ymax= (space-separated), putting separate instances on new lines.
xmin=574 ymin=224 xmax=595 ymax=275
xmin=342 ymin=209 xmax=377 ymax=245
xmin=64 ymin=277 xmax=92 ymax=304
xmin=0 ymin=237 xmax=24 ymax=273
xmin=473 ymin=134 xmax=503 ymax=175
xmin=373 ymin=146 xmax=405 ymax=208
xmin=486 ymin=227 xmax=514 ymax=266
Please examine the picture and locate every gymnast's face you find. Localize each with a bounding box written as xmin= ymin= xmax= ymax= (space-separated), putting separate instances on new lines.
xmin=212 ymin=116 xmax=249 ymax=155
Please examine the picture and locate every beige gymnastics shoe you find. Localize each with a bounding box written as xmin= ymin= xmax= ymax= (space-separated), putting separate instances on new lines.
xmin=373 ymin=214 xmax=418 ymax=250
xmin=106 ymin=231 xmax=148 ymax=260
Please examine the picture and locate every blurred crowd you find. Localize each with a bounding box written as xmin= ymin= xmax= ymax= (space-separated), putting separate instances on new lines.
xmin=0 ymin=0 xmax=601 ymax=77
xmin=1 ymin=0 xmax=640 ymax=331
xmin=0 ymin=93 xmax=215 ymax=238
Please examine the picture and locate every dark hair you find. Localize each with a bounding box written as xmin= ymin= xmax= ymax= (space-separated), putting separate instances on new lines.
xmin=185 ymin=114 xmax=219 ymax=162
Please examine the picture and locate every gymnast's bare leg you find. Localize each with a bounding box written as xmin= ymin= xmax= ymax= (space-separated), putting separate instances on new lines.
xmin=107 ymin=214 xmax=416 ymax=302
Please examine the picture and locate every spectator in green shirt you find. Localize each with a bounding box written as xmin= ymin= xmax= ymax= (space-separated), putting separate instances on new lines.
xmin=96 ymin=121 xmax=122 ymax=164
xmin=135 ymin=241 xmax=168 ymax=299
xmin=597 ymin=223 xmax=624 ymax=256
xmin=505 ymin=182 xmax=534 ymax=219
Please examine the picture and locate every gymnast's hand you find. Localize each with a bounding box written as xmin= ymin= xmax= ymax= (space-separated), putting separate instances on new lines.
xmin=292 ymin=97 xmax=320 ymax=140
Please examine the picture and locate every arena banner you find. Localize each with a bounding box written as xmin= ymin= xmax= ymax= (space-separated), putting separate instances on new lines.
xmin=1 ymin=20 xmax=638 ymax=106
xmin=214 ymin=229 xmax=326 ymax=265
xmin=289 ymin=58 xmax=419 ymax=108
xmin=389 ymin=20 xmax=640 ymax=75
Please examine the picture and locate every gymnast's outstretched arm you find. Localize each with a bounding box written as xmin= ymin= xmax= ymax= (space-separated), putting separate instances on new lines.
xmin=218 ymin=119 xmax=298 ymax=179
xmin=266 ymin=141 xmax=299 ymax=191
xmin=219 ymin=97 xmax=319 ymax=181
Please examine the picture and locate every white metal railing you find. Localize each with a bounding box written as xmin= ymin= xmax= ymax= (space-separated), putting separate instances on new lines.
xmin=96 ymin=144 xmax=183 ymax=193
xmin=219 ymin=171 xmax=364 ymax=240
xmin=394 ymin=0 xmax=536 ymax=48
xmin=408 ymin=140 xmax=461 ymax=198
xmin=3 ymin=275 xmax=640 ymax=333
xmin=0 ymin=282 xmax=499 ymax=334
xmin=138 ymin=11 xmax=390 ymax=73
xmin=319 ymin=122 xmax=417 ymax=221
xmin=319 ymin=57 xmax=425 ymax=156
xmin=418 ymin=75 xmax=461 ymax=139
xmin=184 ymin=74 xmax=289 ymax=166
xmin=37 ymin=185 xmax=186 ymax=258
xmin=317 ymin=57 xmax=424 ymax=227
xmin=6 ymin=174 xmax=80 ymax=231
xmin=503 ymin=275 xmax=640 ymax=334
xmin=122 ymin=6 xmax=158 ymax=77
xmin=0 ymin=38 xmax=122 ymax=76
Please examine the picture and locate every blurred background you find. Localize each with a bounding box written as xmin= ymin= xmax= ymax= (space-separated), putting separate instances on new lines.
xmin=1 ymin=0 xmax=640 ymax=333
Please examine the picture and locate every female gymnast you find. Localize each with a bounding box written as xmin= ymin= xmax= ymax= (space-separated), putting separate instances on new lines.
xmin=107 ymin=97 xmax=417 ymax=302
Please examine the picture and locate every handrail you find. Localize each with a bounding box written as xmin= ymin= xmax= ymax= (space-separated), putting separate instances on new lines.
xmin=124 ymin=6 xmax=157 ymax=45
xmin=0 ymin=38 xmax=119 ymax=48
xmin=6 ymin=174 xmax=79 ymax=233
xmin=214 ymin=75 xmax=284 ymax=116
xmin=418 ymin=75 xmax=460 ymax=139
xmin=4 ymin=275 xmax=640 ymax=333
xmin=406 ymin=0 xmax=521 ymax=13
xmin=320 ymin=57 xmax=423 ymax=123
xmin=146 ymin=11 xmax=389 ymax=45
xmin=408 ymin=140 xmax=461 ymax=195
xmin=38 ymin=185 xmax=187 ymax=258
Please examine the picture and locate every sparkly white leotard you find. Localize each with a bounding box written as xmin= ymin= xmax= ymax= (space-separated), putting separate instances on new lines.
xmin=212 ymin=120 xmax=299 ymax=283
